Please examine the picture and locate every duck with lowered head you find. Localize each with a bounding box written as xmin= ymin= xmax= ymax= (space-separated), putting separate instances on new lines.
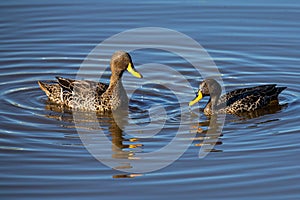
xmin=189 ymin=78 xmax=286 ymax=115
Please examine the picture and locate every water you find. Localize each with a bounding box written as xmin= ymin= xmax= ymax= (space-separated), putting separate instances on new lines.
xmin=1 ymin=0 xmax=300 ymax=199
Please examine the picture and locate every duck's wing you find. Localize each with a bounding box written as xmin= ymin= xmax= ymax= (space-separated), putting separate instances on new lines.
xmin=219 ymin=85 xmax=286 ymax=113
xmin=56 ymin=77 xmax=108 ymax=95
xmin=55 ymin=77 xmax=109 ymax=109
xmin=39 ymin=77 xmax=110 ymax=110
xmin=219 ymin=84 xmax=277 ymax=106
xmin=224 ymin=93 xmax=269 ymax=113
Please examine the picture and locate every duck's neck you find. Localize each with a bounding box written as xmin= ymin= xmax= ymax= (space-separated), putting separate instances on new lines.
xmin=109 ymin=74 xmax=121 ymax=88
xmin=106 ymin=73 xmax=125 ymax=96
xmin=204 ymin=96 xmax=219 ymax=115
xmin=101 ymin=73 xmax=127 ymax=110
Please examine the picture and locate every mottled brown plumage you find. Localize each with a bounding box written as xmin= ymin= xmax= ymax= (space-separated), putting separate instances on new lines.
xmin=38 ymin=51 xmax=142 ymax=112
xmin=190 ymin=78 xmax=286 ymax=115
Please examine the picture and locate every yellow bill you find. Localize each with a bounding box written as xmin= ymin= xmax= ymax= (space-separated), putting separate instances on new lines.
xmin=189 ymin=90 xmax=203 ymax=106
xmin=127 ymin=63 xmax=143 ymax=78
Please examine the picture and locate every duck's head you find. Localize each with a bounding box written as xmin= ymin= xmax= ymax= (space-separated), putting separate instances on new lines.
xmin=189 ymin=78 xmax=221 ymax=106
xmin=110 ymin=51 xmax=143 ymax=79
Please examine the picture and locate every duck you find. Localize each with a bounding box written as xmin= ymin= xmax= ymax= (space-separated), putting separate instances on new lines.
xmin=189 ymin=78 xmax=286 ymax=115
xmin=38 ymin=51 xmax=143 ymax=112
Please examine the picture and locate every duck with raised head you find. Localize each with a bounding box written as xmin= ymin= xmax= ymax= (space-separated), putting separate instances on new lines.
xmin=38 ymin=51 xmax=143 ymax=112
xmin=189 ymin=78 xmax=286 ymax=115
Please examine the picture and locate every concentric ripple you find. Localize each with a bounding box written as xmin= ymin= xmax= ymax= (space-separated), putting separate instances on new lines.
xmin=1 ymin=1 xmax=300 ymax=200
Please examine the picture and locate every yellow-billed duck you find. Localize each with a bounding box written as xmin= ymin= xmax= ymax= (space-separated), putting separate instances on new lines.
xmin=189 ymin=78 xmax=286 ymax=115
xmin=38 ymin=51 xmax=142 ymax=112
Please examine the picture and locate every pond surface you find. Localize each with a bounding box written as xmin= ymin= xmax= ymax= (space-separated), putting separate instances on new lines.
xmin=1 ymin=1 xmax=300 ymax=199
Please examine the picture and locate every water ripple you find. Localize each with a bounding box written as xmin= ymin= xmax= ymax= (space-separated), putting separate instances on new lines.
xmin=1 ymin=1 xmax=300 ymax=199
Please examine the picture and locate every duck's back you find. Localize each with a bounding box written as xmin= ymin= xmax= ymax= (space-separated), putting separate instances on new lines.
xmin=218 ymin=84 xmax=286 ymax=113
xmin=57 ymin=77 xmax=108 ymax=94
xmin=56 ymin=77 xmax=109 ymax=111
xmin=39 ymin=77 xmax=109 ymax=111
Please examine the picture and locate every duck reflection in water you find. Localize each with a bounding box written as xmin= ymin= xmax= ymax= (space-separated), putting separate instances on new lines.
xmin=43 ymin=102 xmax=143 ymax=178
xmin=43 ymin=98 xmax=224 ymax=177
xmin=189 ymin=112 xmax=224 ymax=154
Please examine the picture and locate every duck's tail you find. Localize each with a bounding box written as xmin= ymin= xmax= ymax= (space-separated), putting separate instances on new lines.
xmin=38 ymin=81 xmax=51 ymax=96
xmin=269 ymin=86 xmax=287 ymax=105
xmin=38 ymin=81 xmax=63 ymax=104
xmin=276 ymin=86 xmax=287 ymax=95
